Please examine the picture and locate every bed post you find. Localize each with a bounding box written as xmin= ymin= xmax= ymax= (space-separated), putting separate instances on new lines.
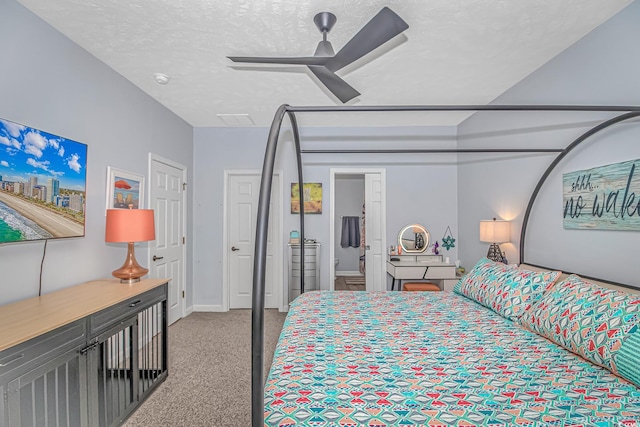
xmin=252 ymin=104 xmax=288 ymax=427
xmin=288 ymin=111 xmax=306 ymax=293
xmin=519 ymin=111 xmax=640 ymax=263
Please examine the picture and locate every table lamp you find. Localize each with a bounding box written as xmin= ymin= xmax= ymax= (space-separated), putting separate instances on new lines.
xmin=479 ymin=218 xmax=510 ymax=263
xmin=105 ymin=208 xmax=156 ymax=283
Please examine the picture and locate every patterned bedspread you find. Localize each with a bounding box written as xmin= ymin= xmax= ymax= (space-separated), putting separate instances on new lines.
xmin=264 ymin=291 xmax=640 ymax=426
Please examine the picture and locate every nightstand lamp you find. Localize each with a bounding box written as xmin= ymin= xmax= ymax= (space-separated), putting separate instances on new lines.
xmin=479 ymin=218 xmax=510 ymax=263
xmin=105 ymin=208 xmax=156 ymax=283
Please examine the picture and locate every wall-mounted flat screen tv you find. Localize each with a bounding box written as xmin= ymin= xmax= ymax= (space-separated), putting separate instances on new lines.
xmin=0 ymin=118 xmax=87 ymax=244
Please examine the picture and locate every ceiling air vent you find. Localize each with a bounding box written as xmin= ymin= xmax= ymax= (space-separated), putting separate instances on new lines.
xmin=216 ymin=114 xmax=255 ymax=126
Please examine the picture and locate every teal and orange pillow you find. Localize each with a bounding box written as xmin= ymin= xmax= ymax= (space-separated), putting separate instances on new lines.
xmin=520 ymin=274 xmax=640 ymax=387
xmin=454 ymin=258 xmax=560 ymax=321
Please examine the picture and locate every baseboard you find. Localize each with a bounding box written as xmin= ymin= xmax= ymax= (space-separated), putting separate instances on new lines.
xmin=185 ymin=305 xmax=194 ymax=316
xmin=336 ymin=271 xmax=363 ymax=277
xmin=192 ymin=304 xmax=226 ymax=312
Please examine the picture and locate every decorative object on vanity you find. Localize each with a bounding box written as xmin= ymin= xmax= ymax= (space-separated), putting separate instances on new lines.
xmin=397 ymin=224 xmax=429 ymax=254
xmin=563 ymin=158 xmax=640 ymax=230
xmin=105 ymin=208 xmax=156 ymax=283
xmin=227 ymin=7 xmax=409 ymax=103
xmin=431 ymin=240 xmax=440 ymax=255
xmin=441 ymin=225 xmax=456 ymax=250
xmin=106 ymin=166 xmax=144 ymax=211
xmin=291 ymin=182 xmax=322 ymax=214
xmin=0 ymin=117 xmax=88 ymax=245
xmin=479 ymin=218 xmax=510 ymax=263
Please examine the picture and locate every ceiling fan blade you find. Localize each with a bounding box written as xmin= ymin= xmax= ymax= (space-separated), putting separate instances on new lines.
xmin=228 ymin=56 xmax=328 ymax=66
xmin=325 ymin=7 xmax=409 ymax=72
xmin=307 ymin=65 xmax=360 ymax=103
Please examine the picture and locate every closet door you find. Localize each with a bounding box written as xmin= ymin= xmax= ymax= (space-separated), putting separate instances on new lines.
xmin=227 ymin=172 xmax=281 ymax=309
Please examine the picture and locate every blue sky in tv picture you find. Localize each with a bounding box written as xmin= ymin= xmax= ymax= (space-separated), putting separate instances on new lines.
xmin=0 ymin=118 xmax=88 ymax=244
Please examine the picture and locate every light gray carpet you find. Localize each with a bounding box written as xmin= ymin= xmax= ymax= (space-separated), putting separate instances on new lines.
xmin=124 ymin=309 xmax=287 ymax=426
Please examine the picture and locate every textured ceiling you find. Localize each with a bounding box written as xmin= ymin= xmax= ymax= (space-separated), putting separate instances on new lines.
xmin=17 ymin=0 xmax=633 ymax=127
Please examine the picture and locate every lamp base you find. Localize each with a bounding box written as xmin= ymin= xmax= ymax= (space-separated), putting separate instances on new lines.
xmin=486 ymin=243 xmax=505 ymax=263
xmin=112 ymin=242 xmax=149 ymax=284
xmin=117 ymin=277 xmax=143 ymax=284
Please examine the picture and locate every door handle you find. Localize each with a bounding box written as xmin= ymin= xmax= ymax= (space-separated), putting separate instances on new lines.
xmin=153 ymin=255 xmax=164 ymax=261
xmin=365 ymin=245 xmax=371 ymax=250
xmin=231 ymin=246 xmax=240 ymax=252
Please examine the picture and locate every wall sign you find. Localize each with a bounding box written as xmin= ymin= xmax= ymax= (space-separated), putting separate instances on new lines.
xmin=563 ymin=159 xmax=640 ymax=230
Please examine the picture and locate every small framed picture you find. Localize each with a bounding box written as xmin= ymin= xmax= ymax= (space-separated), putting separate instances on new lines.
xmin=106 ymin=166 xmax=145 ymax=211
xmin=291 ymin=182 xmax=322 ymax=214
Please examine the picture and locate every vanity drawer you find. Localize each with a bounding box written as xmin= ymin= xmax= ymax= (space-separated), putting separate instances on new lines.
xmin=0 ymin=320 xmax=86 ymax=381
xmin=88 ymin=283 xmax=166 ymax=336
xmin=423 ymin=266 xmax=456 ymax=279
xmin=390 ymin=266 xmax=426 ymax=279
xmin=388 ymin=264 xmax=456 ymax=280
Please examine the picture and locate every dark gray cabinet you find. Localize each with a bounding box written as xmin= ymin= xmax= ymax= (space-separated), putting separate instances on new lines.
xmin=0 ymin=279 xmax=168 ymax=427
xmin=0 ymin=319 xmax=87 ymax=426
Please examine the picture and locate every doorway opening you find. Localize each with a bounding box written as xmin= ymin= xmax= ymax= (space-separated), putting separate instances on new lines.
xmin=333 ymin=174 xmax=365 ymax=290
xmin=329 ymin=168 xmax=386 ymax=292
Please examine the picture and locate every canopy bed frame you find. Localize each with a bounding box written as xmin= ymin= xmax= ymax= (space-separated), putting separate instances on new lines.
xmin=251 ymin=104 xmax=640 ymax=426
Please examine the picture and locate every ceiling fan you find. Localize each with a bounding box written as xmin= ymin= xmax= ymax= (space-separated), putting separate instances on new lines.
xmin=228 ymin=7 xmax=409 ymax=103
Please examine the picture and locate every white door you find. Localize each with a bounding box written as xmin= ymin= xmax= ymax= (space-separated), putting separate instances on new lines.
xmin=227 ymin=172 xmax=280 ymax=309
xmin=149 ymin=156 xmax=185 ymax=325
xmin=365 ymin=173 xmax=385 ymax=291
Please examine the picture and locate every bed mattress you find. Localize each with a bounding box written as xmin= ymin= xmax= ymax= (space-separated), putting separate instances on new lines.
xmin=264 ymin=291 xmax=640 ymax=426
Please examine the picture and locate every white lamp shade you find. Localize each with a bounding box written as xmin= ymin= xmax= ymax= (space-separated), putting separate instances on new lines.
xmin=479 ymin=219 xmax=510 ymax=243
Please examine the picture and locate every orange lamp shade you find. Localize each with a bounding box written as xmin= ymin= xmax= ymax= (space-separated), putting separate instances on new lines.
xmin=105 ymin=209 xmax=155 ymax=243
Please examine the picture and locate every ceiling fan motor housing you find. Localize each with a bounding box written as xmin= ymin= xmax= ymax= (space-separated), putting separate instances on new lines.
xmin=314 ymin=12 xmax=337 ymax=34
xmin=314 ymin=41 xmax=335 ymax=57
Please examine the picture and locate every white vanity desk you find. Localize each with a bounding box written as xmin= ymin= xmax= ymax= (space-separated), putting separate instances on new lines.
xmin=386 ymin=254 xmax=459 ymax=291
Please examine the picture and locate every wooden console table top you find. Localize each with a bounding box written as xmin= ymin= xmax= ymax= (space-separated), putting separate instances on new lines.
xmin=0 ymin=278 xmax=168 ymax=352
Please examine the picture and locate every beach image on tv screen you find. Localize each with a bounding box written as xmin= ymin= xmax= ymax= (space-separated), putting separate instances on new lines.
xmin=0 ymin=118 xmax=87 ymax=244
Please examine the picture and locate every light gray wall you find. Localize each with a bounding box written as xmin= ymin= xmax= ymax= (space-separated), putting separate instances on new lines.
xmin=193 ymin=125 xmax=459 ymax=307
xmin=334 ymin=177 xmax=364 ymax=273
xmin=0 ymin=0 xmax=194 ymax=305
xmin=457 ymin=1 xmax=640 ymax=287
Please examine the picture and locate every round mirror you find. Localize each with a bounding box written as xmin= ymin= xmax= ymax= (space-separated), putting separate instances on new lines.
xmin=398 ymin=224 xmax=430 ymax=254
